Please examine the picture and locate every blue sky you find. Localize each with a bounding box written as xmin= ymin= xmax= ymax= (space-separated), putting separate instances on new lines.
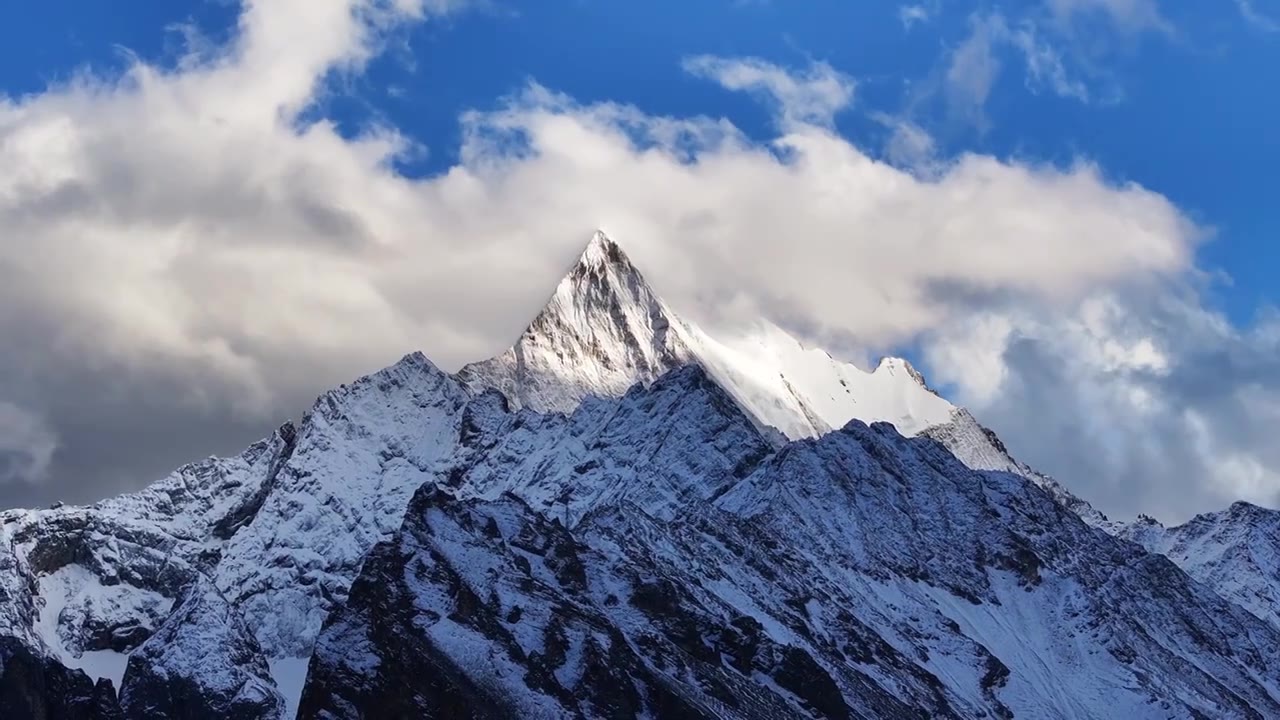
xmin=4 ymin=1 xmax=1276 ymax=320
xmin=0 ymin=0 xmax=1278 ymax=521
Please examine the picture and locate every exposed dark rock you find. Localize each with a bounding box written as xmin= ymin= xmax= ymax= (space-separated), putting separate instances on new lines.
xmin=0 ymin=636 xmax=122 ymax=720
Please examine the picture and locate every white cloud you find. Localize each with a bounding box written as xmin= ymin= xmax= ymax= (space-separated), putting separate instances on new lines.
xmin=899 ymin=4 xmax=933 ymax=30
xmin=681 ymin=55 xmax=855 ymax=128
xmin=0 ymin=1 xmax=1209 ymax=510
xmin=945 ymin=14 xmax=1007 ymax=126
xmin=945 ymin=12 xmax=1094 ymax=125
xmin=1010 ymin=25 xmax=1091 ymax=102
xmin=924 ymin=293 xmax=1280 ymax=523
xmin=1045 ymin=0 xmax=1172 ymax=35
xmin=873 ymin=113 xmax=939 ymax=173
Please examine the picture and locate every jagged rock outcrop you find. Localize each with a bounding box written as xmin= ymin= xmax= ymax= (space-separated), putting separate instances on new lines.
xmin=118 ymin=577 xmax=283 ymax=720
xmin=0 ymin=636 xmax=121 ymax=719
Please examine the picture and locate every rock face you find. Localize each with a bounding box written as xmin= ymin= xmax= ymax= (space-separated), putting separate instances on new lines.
xmin=301 ymin=369 xmax=1280 ymax=718
xmin=451 ymin=366 xmax=772 ymax=523
xmin=298 ymin=489 xmax=731 ymax=720
xmin=118 ymin=577 xmax=283 ymax=719
xmin=0 ymin=636 xmax=121 ymax=719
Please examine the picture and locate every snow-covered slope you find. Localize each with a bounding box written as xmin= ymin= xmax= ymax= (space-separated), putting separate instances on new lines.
xmin=0 ymin=352 xmax=471 ymax=713
xmin=1124 ymin=501 xmax=1280 ymax=631
xmin=301 ymin=368 xmax=1280 ymax=719
xmin=449 ymin=367 xmax=771 ymax=525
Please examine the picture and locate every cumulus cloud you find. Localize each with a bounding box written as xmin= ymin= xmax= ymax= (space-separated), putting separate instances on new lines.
xmin=924 ymin=291 xmax=1280 ymax=523
xmin=0 ymin=0 xmax=1222 ymax=516
xmin=445 ymin=78 xmax=1198 ymax=355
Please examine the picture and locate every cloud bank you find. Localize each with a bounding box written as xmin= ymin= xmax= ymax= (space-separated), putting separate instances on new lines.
xmin=0 ymin=0 xmax=1268 ymax=523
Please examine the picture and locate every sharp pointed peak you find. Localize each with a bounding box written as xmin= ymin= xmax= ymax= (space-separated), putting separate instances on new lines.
xmin=874 ymin=356 xmax=927 ymax=385
xmin=588 ymin=228 xmax=615 ymax=249
xmin=573 ymin=228 xmax=632 ymax=273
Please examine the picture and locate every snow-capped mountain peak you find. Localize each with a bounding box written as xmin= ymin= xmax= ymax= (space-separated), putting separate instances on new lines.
xmin=460 ymin=231 xmax=1078 ymax=504
xmin=457 ymin=230 xmax=694 ymax=414
xmin=461 ymin=230 xmax=959 ymax=442
xmin=577 ymin=228 xmax=629 ymax=270
xmin=874 ymin=355 xmax=931 ymax=389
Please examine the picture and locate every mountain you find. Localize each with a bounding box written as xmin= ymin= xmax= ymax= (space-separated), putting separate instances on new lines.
xmin=1 ymin=353 xmax=470 ymax=716
xmin=459 ymin=231 xmax=956 ymax=441
xmin=461 ymin=231 xmax=1109 ymax=525
xmin=1124 ymin=502 xmax=1280 ymax=631
xmin=2 ymin=229 xmax=1279 ymax=718
xmin=299 ymin=366 xmax=1280 ymax=718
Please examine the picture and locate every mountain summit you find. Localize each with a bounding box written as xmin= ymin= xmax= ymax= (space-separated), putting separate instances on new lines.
xmin=458 ymin=231 xmax=695 ymax=414
xmin=463 ymin=230 xmax=960 ymax=441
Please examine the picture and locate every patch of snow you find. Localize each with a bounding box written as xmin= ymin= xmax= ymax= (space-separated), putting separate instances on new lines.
xmin=269 ymin=656 xmax=311 ymax=719
xmin=33 ymin=563 xmax=168 ymax=687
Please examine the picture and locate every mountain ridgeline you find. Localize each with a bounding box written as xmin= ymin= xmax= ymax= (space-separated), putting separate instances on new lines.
xmin=3 ymin=231 xmax=1279 ymax=719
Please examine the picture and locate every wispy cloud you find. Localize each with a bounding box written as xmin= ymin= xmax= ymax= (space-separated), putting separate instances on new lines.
xmin=1236 ymin=0 xmax=1280 ymax=32
xmin=1010 ymin=25 xmax=1091 ymax=102
xmin=871 ymin=112 xmax=938 ymax=173
xmin=899 ymin=4 xmax=933 ymax=30
xmin=682 ymin=55 xmax=855 ymax=127
xmin=1045 ymin=0 xmax=1173 ymax=36
xmin=943 ymin=11 xmax=1095 ymax=127
xmin=945 ymin=14 xmax=1008 ymax=127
